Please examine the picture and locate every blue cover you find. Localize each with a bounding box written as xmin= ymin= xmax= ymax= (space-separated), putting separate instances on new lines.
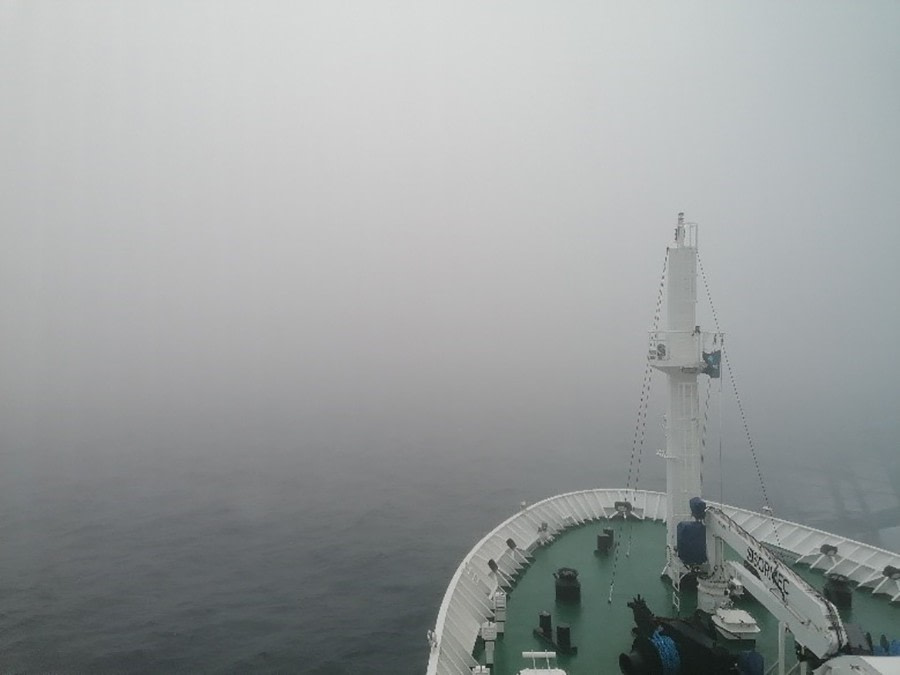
xmin=689 ymin=497 xmax=707 ymax=520
xmin=737 ymin=650 xmax=764 ymax=675
xmin=676 ymin=521 xmax=707 ymax=565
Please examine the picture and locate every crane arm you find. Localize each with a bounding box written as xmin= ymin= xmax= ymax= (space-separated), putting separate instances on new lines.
xmin=703 ymin=505 xmax=847 ymax=659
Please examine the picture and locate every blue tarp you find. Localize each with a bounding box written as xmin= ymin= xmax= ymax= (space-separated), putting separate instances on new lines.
xmin=676 ymin=520 xmax=707 ymax=565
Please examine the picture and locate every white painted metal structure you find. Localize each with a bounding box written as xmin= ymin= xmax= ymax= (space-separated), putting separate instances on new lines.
xmin=425 ymin=488 xmax=900 ymax=675
xmin=817 ymin=657 xmax=900 ymax=675
xmin=517 ymin=651 xmax=565 ymax=675
xmin=649 ymin=214 xmax=723 ymax=584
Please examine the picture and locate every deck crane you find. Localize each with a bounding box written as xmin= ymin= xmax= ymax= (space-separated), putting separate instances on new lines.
xmin=694 ymin=500 xmax=900 ymax=674
xmin=700 ymin=504 xmax=845 ymax=661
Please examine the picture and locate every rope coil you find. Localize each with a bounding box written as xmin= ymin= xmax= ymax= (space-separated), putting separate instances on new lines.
xmin=651 ymin=627 xmax=681 ymax=675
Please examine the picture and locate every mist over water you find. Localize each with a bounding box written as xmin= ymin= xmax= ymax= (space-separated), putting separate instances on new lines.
xmin=0 ymin=432 xmax=635 ymax=672
xmin=2 ymin=2 xmax=900 ymax=672
xmin=2 ymin=402 xmax=895 ymax=672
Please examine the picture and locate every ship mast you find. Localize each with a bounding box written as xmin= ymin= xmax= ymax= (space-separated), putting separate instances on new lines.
xmin=651 ymin=213 xmax=722 ymax=585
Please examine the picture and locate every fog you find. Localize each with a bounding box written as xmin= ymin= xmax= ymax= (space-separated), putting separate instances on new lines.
xmin=2 ymin=2 xmax=899 ymax=511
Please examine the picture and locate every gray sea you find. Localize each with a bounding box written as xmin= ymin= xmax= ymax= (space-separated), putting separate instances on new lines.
xmin=2 ymin=427 xmax=897 ymax=673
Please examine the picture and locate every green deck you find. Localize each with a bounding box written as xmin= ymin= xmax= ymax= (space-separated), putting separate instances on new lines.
xmin=480 ymin=519 xmax=898 ymax=674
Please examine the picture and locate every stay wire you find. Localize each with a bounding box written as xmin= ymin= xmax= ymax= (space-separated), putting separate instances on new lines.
xmin=718 ymin=371 xmax=725 ymax=506
xmin=697 ymin=254 xmax=781 ymax=547
xmin=608 ymin=249 xmax=668 ymax=603
xmin=699 ymin=378 xmax=713 ymax=491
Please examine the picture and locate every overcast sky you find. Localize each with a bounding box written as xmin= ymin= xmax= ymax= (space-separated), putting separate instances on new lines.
xmin=2 ymin=2 xmax=899 ymax=474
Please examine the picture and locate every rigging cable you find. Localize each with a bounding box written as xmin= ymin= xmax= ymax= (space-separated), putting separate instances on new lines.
xmin=699 ymin=360 xmax=725 ymax=499
xmin=718 ymin=369 xmax=725 ymax=507
xmin=697 ymin=253 xmax=781 ymax=547
xmin=699 ymin=375 xmax=714 ymax=491
xmin=608 ymin=248 xmax=668 ymax=604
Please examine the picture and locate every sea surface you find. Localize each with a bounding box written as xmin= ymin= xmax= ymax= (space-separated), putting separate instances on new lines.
xmin=1 ymin=433 xmax=897 ymax=674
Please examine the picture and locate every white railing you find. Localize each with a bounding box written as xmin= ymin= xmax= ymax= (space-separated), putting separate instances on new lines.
xmin=425 ymin=488 xmax=900 ymax=675
xmin=425 ymin=489 xmax=663 ymax=675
